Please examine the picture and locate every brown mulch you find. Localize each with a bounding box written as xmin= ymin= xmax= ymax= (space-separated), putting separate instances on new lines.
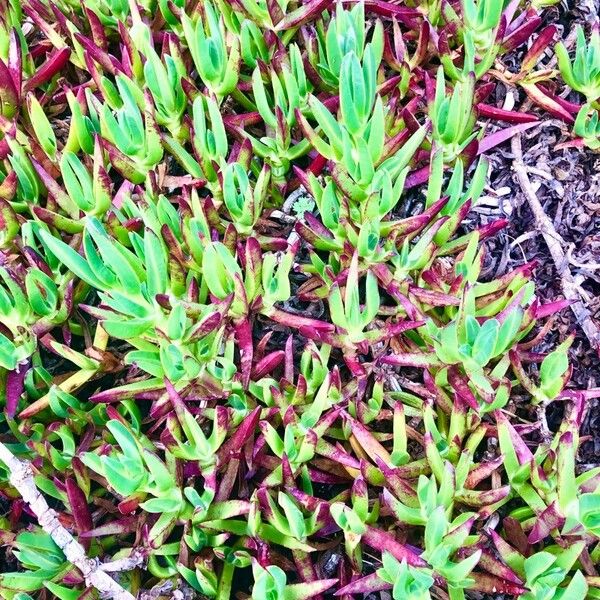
xmin=475 ymin=0 xmax=600 ymax=476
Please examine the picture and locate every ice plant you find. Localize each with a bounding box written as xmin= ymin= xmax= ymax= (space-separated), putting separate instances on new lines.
xmin=310 ymin=2 xmax=383 ymax=90
xmin=556 ymin=25 xmax=600 ymax=104
xmin=429 ymin=68 xmax=478 ymax=161
xmin=377 ymin=555 xmax=434 ymax=600
xmin=0 ymin=265 xmax=68 ymax=370
xmin=0 ymin=2 xmax=598 ymax=600
xmin=0 ymin=530 xmax=70 ymax=593
xmin=95 ymin=76 xmax=163 ymax=183
xmin=570 ymin=104 xmax=600 ymax=150
xmin=182 ymin=0 xmax=240 ymax=99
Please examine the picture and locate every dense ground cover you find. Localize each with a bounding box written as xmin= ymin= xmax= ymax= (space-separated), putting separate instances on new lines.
xmin=0 ymin=0 xmax=600 ymax=598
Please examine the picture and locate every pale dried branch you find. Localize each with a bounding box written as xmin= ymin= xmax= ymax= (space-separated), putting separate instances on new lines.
xmin=100 ymin=550 xmax=146 ymax=573
xmin=0 ymin=441 xmax=137 ymax=600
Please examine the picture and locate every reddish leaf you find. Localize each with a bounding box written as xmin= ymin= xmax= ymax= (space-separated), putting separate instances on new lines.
xmin=24 ymin=47 xmax=71 ymax=92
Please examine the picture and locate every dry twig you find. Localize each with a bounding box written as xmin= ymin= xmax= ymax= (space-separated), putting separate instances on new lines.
xmin=511 ymin=133 xmax=600 ymax=354
xmin=0 ymin=441 xmax=137 ymax=600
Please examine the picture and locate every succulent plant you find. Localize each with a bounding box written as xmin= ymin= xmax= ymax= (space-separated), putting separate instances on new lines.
xmin=0 ymin=1 xmax=597 ymax=599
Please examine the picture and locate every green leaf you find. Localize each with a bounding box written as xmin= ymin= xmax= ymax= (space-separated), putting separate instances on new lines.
xmin=177 ymin=564 xmax=202 ymax=593
xmin=25 ymin=269 xmax=58 ymax=317
xmin=125 ymin=350 xmax=164 ymax=378
xmin=424 ymin=507 xmax=447 ymax=551
xmin=102 ymin=319 xmax=153 ymax=339
xmin=37 ymin=229 xmax=100 ymax=288
xmin=102 ymin=456 xmax=146 ymax=497
xmin=308 ymin=96 xmax=342 ymax=154
xmin=14 ymin=531 xmax=64 ymax=570
xmin=464 ymin=315 xmax=480 ymax=346
xmin=579 ymin=494 xmax=600 ymax=535
xmin=471 ymin=319 xmax=499 ymax=366
xmin=86 ymin=218 xmax=143 ymax=295
xmin=0 ymin=569 xmax=63 ymax=592
xmin=61 ymin=151 xmax=94 ymax=212
xmin=140 ymin=496 xmax=182 ymax=513
xmin=495 ymin=308 xmax=523 ymax=356
xmin=278 ymin=493 xmax=306 ymax=540
xmin=160 ymin=343 xmax=186 ymax=381
xmin=252 ymin=67 xmax=276 ymax=128
xmin=539 ymin=348 xmax=569 ymax=398
xmin=106 ymin=420 xmax=142 ymax=464
xmin=262 ymin=423 xmax=284 ymax=457
xmin=524 ymin=552 xmax=558 ymax=583
xmin=143 ymin=227 xmax=168 ymax=298
xmin=558 ymin=570 xmax=588 ymax=599
xmin=142 ymin=449 xmax=176 ymax=492
xmin=340 ymin=52 xmax=364 ymax=135
xmin=27 ymin=95 xmax=57 ymax=160
xmin=43 ymin=582 xmax=81 ymax=600
xmin=163 ymin=134 xmax=204 ymax=179
xmin=443 ymin=550 xmax=481 ymax=584
xmin=202 ymin=242 xmax=240 ymax=299
xmin=251 ymin=564 xmax=287 ymax=600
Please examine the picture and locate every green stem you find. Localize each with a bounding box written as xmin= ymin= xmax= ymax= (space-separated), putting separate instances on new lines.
xmin=448 ymin=584 xmax=466 ymax=600
xmin=216 ymin=559 xmax=235 ymax=600
xmin=231 ymin=89 xmax=257 ymax=113
xmin=281 ymin=26 xmax=299 ymax=47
